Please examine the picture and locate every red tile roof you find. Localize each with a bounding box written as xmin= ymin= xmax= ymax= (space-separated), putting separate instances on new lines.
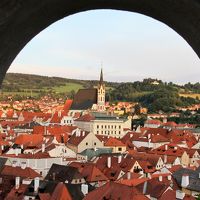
xmin=105 ymin=137 xmax=126 ymax=147
xmin=83 ymin=181 xmax=148 ymax=200
xmin=1 ymin=165 xmax=41 ymax=178
xmin=15 ymin=134 xmax=44 ymax=147
xmin=51 ymin=182 xmax=72 ymax=200
xmin=67 ymin=131 xmax=89 ymax=146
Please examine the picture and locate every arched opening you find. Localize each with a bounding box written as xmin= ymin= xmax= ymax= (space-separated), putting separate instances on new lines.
xmin=8 ymin=10 xmax=200 ymax=84
xmin=0 ymin=0 xmax=200 ymax=85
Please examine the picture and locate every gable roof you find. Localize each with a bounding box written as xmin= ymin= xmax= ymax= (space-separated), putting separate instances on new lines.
xmin=1 ymin=165 xmax=41 ymax=178
xmin=83 ymin=181 xmax=148 ymax=200
xmin=67 ymin=131 xmax=90 ymax=146
xmin=45 ymin=164 xmax=84 ymax=183
xmin=51 ymin=182 xmax=72 ymax=200
xmin=105 ymin=137 xmax=126 ymax=147
xmin=172 ymin=167 xmax=200 ymax=192
xmin=71 ymin=89 xmax=97 ymax=110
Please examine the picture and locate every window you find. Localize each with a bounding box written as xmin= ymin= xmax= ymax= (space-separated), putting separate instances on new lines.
xmin=101 ymin=125 xmax=103 ymax=129
xmin=118 ymin=147 xmax=122 ymax=151
xmin=105 ymin=125 xmax=107 ymax=128
xmin=97 ymin=125 xmax=99 ymax=129
xmin=108 ymin=125 xmax=110 ymax=129
xmin=119 ymin=131 xmax=121 ymax=134
xmin=97 ymin=131 xmax=99 ymax=134
xmin=94 ymin=142 xmax=96 ymax=146
xmin=119 ymin=125 xmax=121 ymax=129
xmin=86 ymin=142 xmax=88 ymax=145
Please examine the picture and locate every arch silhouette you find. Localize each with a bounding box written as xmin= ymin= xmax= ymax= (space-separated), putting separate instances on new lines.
xmin=0 ymin=0 xmax=200 ymax=84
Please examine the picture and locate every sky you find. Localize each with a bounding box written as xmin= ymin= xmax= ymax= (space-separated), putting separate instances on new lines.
xmin=8 ymin=10 xmax=200 ymax=84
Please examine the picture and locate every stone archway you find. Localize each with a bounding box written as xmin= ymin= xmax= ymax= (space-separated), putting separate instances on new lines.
xmin=0 ymin=0 xmax=200 ymax=84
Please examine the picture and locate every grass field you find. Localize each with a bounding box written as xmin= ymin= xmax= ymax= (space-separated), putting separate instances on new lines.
xmin=0 ymin=82 xmax=84 ymax=97
xmin=179 ymin=93 xmax=200 ymax=99
xmin=51 ymin=83 xmax=83 ymax=93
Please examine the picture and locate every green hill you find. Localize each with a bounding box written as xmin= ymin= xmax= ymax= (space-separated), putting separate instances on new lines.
xmin=1 ymin=73 xmax=200 ymax=113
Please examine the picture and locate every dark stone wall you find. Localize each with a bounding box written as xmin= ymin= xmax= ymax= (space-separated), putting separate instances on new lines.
xmin=0 ymin=0 xmax=200 ymax=84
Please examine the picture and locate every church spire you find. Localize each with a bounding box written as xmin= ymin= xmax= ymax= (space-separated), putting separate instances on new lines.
xmin=99 ymin=68 xmax=103 ymax=85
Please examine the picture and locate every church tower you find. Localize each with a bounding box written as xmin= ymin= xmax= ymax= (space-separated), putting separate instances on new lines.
xmin=97 ymin=68 xmax=106 ymax=112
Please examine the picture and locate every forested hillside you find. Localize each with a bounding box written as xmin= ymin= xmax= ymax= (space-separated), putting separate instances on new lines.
xmin=1 ymin=73 xmax=200 ymax=113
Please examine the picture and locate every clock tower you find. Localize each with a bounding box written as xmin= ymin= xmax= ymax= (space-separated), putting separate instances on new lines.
xmin=97 ymin=69 xmax=106 ymax=112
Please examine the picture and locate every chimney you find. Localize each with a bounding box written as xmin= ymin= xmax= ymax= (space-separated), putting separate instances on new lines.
xmin=34 ymin=177 xmax=40 ymax=193
xmin=130 ymin=134 xmax=133 ymax=138
xmin=164 ymin=155 xmax=167 ymax=164
xmin=165 ymin=145 xmax=168 ymax=151
xmin=21 ymin=144 xmax=24 ymax=150
xmin=118 ymin=155 xmax=122 ymax=164
xmin=176 ymin=190 xmax=185 ymax=199
xmin=81 ymin=184 xmax=88 ymax=196
xmin=107 ymin=157 xmax=111 ymax=168
xmin=42 ymin=143 xmax=45 ymax=153
xmin=147 ymin=134 xmax=151 ymax=139
xmin=82 ymin=131 xmax=85 ymax=137
xmin=53 ymin=172 xmax=56 ymax=181
xmin=127 ymin=172 xmax=131 ymax=180
xmin=181 ymin=174 xmax=189 ymax=188
xmin=15 ymin=177 xmax=20 ymax=189
xmin=142 ymin=181 xmax=147 ymax=194
xmin=159 ymin=175 xmax=163 ymax=182
xmin=174 ymin=146 xmax=177 ymax=150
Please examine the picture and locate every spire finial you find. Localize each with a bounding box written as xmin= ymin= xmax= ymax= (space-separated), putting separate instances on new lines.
xmin=99 ymin=67 xmax=103 ymax=85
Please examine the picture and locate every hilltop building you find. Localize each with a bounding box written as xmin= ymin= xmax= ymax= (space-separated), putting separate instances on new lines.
xmin=70 ymin=69 xmax=106 ymax=114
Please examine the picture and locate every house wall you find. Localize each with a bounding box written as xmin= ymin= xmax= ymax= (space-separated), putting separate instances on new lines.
xmin=181 ymin=152 xmax=190 ymax=166
xmin=48 ymin=145 xmax=76 ymax=158
xmin=77 ymin=133 xmax=104 ymax=153
xmin=74 ymin=121 xmax=91 ymax=132
xmin=92 ymin=119 xmax=131 ymax=138
xmin=4 ymin=156 xmax=66 ymax=177
xmin=61 ymin=116 xmax=74 ymax=126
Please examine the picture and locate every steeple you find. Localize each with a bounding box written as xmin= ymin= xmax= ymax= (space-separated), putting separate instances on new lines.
xmin=99 ymin=68 xmax=103 ymax=85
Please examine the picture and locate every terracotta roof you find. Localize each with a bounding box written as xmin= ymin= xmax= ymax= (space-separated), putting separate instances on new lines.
xmin=67 ymin=131 xmax=90 ymax=146
xmin=75 ymin=113 xmax=95 ymax=122
xmin=104 ymin=137 xmax=126 ymax=147
xmin=64 ymin=99 xmax=73 ymax=111
xmin=83 ymin=181 xmax=148 ymax=200
xmin=163 ymin=121 xmax=177 ymax=127
xmin=39 ymin=193 xmax=51 ymax=200
xmin=145 ymin=120 xmax=162 ymax=125
xmin=80 ymin=164 xmax=108 ymax=182
xmin=15 ymin=134 xmax=44 ymax=147
xmin=5 ymin=184 xmax=28 ymax=200
xmin=51 ymin=182 xmax=72 ymax=200
xmin=118 ymin=177 xmax=148 ymax=186
xmin=1 ymin=165 xmax=41 ymax=178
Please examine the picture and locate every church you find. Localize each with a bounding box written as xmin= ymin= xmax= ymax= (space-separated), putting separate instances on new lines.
xmin=70 ymin=69 xmax=106 ymax=114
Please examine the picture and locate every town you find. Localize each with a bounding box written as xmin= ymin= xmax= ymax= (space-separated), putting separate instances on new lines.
xmin=0 ymin=70 xmax=200 ymax=200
